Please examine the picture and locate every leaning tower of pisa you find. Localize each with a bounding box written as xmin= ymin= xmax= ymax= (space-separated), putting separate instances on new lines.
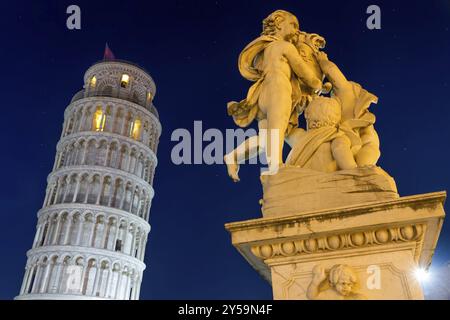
xmin=16 ymin=58 xmax=161 ymax=300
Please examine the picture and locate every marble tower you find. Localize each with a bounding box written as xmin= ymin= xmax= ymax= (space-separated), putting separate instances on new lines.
xmin=16 ymin=57 xmax=161 ymax=300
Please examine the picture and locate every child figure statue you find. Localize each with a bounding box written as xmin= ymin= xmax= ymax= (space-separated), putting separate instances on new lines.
xmin=225 ymin=10 xmax=324 ymax=182
xmin=284 ymin=95 xmax=355 ymax=172
xmin=286 ymin=52 xmax=381 ymax=171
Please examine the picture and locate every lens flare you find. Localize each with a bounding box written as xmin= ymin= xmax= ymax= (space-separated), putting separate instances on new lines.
xmin=415 ymin=268 xmax=430 ymax=282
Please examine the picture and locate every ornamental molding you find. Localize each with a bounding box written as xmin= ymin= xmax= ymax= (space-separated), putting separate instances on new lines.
xmin=64 ymin=96 xmax=162 ymax=135
xmin=250 ymin=223 xmax=426 ymax=262
xmin=37 ymin=203 xmax=151 ymax=232
xmin=225 ymin=192 xmax=446 ymax=234
xmin=84 ymin=61 xmax=156 ymax=96
xmin=65 ymin=96 xmax=158 ymax=124
xmin=56 ymin=131 xmax=158 ymax=165
xmin=26 ymin=245 xmax=146 ymax=270
xmin=47 ymin=165 xmax=154 ymax=197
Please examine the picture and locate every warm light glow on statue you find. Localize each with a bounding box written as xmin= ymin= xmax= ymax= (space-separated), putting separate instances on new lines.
xmin=224 ymin=9 xmax=446 ymax=301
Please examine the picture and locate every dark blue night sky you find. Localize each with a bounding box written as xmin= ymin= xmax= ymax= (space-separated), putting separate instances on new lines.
xmin=0 ymin=0 xmax=449 ymax=299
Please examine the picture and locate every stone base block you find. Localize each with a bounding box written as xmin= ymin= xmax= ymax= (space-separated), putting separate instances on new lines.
xmin=226 ymin=192 xmax=446 ymax=300
xmin=261 ymin=166 xmax=399 ymax=218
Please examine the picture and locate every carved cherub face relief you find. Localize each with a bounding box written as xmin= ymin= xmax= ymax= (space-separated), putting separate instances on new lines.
xmin=334 ymin=274 xmax=355 ymax=296
xmin=329 ymin=265 xmax=358 ymax=297
xmin=308 ymin=264 xmax=365 ymax=300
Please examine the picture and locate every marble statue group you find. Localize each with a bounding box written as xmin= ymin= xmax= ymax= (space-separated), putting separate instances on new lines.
xmin=225 ymin=9 xmax=380 ymax=181
xmin=224 ymin=9 xmax=445 ymax=302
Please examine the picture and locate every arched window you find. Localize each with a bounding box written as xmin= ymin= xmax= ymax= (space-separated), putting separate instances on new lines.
xmin=65 ymin=117 xmax=74 ymax=136
xmin=129 ymin=118 xmax=141 ymax=140
xmin=120 ymin=74 xmax=129 ymax=88
xmin=92 ymin=106 xmax=106 ymax=132
xmin=90 ymin=76 xmax=97 ymax=88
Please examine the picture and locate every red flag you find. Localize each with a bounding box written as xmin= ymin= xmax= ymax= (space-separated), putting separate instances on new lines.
xmin=103 ymin=43 xmax=115 ymax=60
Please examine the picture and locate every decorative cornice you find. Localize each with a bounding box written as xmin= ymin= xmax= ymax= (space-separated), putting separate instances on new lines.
xmin=57 ymin=130 xmax=158 ymax=164
xmin=84 ymin=61 xmax=156 ymax=97
xmin=64 ymin=96 xmax=162 ymax=136
xmin=250 ymin=223 xmax=426 ymax=262
xmin=225 ymin=191 xmax=447 ymax=233
xmin=27 ymin=245 xmax=147 ymax=270
xmin=47 ymin=165 xmax=154 ymax=197
xmin=37 ymin=203 xmax=151 ymax=232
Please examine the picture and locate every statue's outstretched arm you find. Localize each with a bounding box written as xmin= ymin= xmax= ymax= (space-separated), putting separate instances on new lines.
xmin=316 ymin=52 xmax=351 ymax=93
xmin=284 ymin=42 xmax=322 ymax=91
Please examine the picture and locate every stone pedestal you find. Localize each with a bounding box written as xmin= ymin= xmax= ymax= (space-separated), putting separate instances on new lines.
xmin=261 ymin=166 xmax=399 ymax=217
xmin=225 ymin=191 xmax=446 ymax=300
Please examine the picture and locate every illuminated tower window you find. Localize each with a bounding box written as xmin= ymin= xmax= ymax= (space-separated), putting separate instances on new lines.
xmin=147 ymin=91 xmax=152 ymax=102
xmin=90 ymin=76 xmax=97 ymax=87
xmin=121 ymin=74 xmax=129 ymax=88
xmin=93 ymin=106 xmax=106 ymax=131
xmin=129 ymin=118 xmax=142 ymax=140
